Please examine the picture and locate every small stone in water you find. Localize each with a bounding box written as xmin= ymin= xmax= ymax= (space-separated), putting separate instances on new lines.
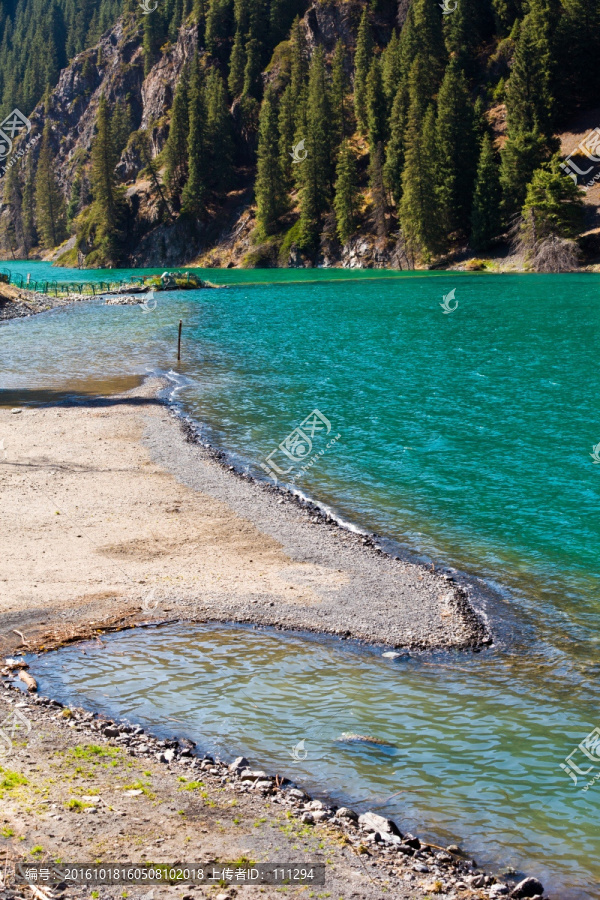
xmin=510 ymin=878 xmax=544 ymax=899
xmin=229 ymin=756 xmax=249 ymax=772
xmin=335 ymin=807 xmax=358 ymax=820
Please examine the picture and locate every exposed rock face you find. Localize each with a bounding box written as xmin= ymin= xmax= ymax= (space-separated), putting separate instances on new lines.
xmin=304 ymin=0 xmax=363 ymax=55
xmin=24 ymin=19 xmax=200 ymax=201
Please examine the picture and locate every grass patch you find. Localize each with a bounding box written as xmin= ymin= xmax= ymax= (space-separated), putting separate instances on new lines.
xmin=66 ymin=745 xmax=121 ymax=762
xmin=177 ymin=780 xmax=205 ymax=791
xmin=66 ymin=798 xmax=94 ymax=812
xmin=123 ymin=780 xmax=154 ymax=799
xmin=0 ymin=767 xmax=28 ymax=798
xmin=1 ymin=827 xmax=14 ymax=837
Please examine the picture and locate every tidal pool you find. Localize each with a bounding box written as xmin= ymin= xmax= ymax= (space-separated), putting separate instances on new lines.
xmin=26 ymin=622 xmax=600 ymax=899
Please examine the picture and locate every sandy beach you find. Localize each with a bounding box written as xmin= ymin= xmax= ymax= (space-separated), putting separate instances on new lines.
xmin=0 ymin=378 xmax=487 ymax=658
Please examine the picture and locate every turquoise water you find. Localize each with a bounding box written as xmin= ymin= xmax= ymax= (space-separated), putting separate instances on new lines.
xmin=3 ymin=261 xmax=600 ymax=895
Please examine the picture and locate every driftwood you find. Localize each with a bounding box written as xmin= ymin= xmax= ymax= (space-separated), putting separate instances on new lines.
xmin=18 ymin=670 xmax=37 ymax=692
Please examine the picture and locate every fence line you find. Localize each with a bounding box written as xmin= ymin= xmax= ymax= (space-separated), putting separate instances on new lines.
xmin=0 ymin=269 xmax=185 ymax=296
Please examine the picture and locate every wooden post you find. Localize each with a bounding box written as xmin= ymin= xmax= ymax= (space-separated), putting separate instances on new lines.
xmin=177 ymin=320 xmax=182 ymax=361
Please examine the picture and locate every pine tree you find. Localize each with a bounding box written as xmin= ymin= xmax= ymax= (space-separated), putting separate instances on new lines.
xmin=369 ymin=142 xmax=387 ymax=237
xmin=471 ymin=133 xmax=502 ymax=250
xmin=205 ymin=0 xmax=234 ymax=54
xmin=278 ymin=83 xmax=295 ymax=189
xmin=35 ymin=122 xmax=67 ymax=249
xmin=354 ymin=9 xmax=373 ymax=134
xmin=228 ymin=28 xmax=246 ymax=96
xmin=205 ymin=67 xmax=233 ymax=188
xmin=365 ymin=57 xmax=387 ymax=153
xmin=334 ymin=139 xmax=360 ymax=244
xmin=330 ymin=40 xmax=348 ymax=145
xmin=435 ymin=59 xmax=478 ymax=237
xmin=87 ymin=94 xmax=125 ymax=262
xmin=381 ymin=29 xmax=401 ymax=103
xmin=501 ymin=128 xmax=554 ymax=214
xmin=398 ymin=0 xmax=446 ymax=96
xmin=142 ymin=9 xmax=164 ymax=76
xmin=193 ymin=0 xmax=207 ymax=41
xmin=2 ymin=164 xmax=22 ymax=255
xmin=66 ymin=165 xmax=83 ymax=230
xmin=289 ymin=17 xmax=308 ymax=109
xmin=269 ymin=0 xmax=290 ymax=47
xmin=444 ymin=0 xmax=493 ymax=74
xmin=21 ymin=157 xmax=37 ymax=255
xmin=164 ymin=66 xmax=190 ymax=201
xmin=181 ymin=56 xmax=207 ymax=216
xmin=520 ymin=160 xmax=584 ymax=246
xmin=242 ymin=35 xmax=262 ymax=98
xmin=505 ymin=0 xmax=555 ymax=139
xmin=384 ymin=80 xmax=408 ymax=207
xmin=255 ymin=86 xmax=285 ymax=236
xmin=400 ymin=103 xmax=443 ymax=262
xmin=112 ymin=96 xmax=131 ymax=158
xmin=492 ymin=0 xmax=521 ymax=36
xmin=297 ymin=47 xmax=332 ymax=252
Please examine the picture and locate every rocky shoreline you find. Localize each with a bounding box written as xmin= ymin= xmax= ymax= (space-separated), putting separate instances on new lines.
xmin=0 ymin=673 xmax=546 ymax=900
xmin=0 ymin=284 xmax=85 ymax=321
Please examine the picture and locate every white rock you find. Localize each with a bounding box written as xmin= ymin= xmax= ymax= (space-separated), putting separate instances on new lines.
xmin=358 ymin=811 xmax=401 ymax=838
xmin=488 ymin=885 xmax=509 ymax=898
xmin=382 ymin=651 xmax=402 ymax=659
xmin=240 ymin=768 xmax=268 ymax=780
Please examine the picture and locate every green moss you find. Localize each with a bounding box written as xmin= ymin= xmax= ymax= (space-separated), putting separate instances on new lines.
xmin=279 ymin=220 xmax=302 ymax=266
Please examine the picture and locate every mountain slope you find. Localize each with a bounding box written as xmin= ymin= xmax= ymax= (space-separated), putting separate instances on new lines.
xmin=1 ymin=0 xmax=600 ymax=270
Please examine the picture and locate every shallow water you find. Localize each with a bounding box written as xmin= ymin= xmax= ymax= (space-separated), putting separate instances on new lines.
xmin=3 ymin=261 xmax=600 ymax=896
xmin=27 ymin=623 xmax=599 ymax=897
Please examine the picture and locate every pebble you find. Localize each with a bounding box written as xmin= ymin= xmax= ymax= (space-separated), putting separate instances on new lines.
xmin=510 ymin=877 xmax=544 ymax=899
xmin=11 ymin=408 xmax=21 ymax=414
xmin=358 ymin=811 xmax=402 ymax=838
xmin=382 ymin=651 xmax=402 ymax=659
xmin=240 ymin=768 xmax=268 ymax=780
xmin=489 ymin=886 xmax=509 ymax=898
xmin=335 ymin=807 xmax=358 ymax=821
